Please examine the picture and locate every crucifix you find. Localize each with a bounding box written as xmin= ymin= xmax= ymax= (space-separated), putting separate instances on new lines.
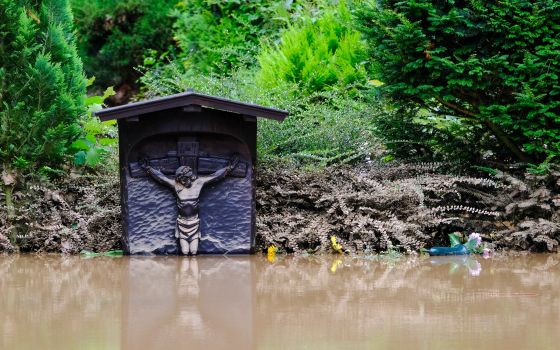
xmin=141 ymin=151 xmax=239 ymax=255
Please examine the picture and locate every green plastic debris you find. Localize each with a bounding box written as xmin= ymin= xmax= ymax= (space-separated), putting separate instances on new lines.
xmin=80 ymin=250 xmax=124 ymax=257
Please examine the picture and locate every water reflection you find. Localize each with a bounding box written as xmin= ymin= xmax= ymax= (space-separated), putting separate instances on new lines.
xmin=428 ymin=255 xmax=482 ymax=276
xmin=259 ymin=254 xmax=559 ymax=350
xmin=123 ymin=257 xmax=254 ymax=350
xmin=0 ymin=255 xmax=123 ymax=350
xmin=0 ymin=254 xmax=559 ymax=350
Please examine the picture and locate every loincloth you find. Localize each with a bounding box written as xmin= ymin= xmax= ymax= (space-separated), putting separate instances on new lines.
xmin=176 ymin=215 xmax=200 ymax=242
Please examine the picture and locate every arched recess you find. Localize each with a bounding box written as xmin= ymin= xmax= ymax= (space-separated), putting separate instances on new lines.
xmin=123 ymin=131 xmax=253 ymax=255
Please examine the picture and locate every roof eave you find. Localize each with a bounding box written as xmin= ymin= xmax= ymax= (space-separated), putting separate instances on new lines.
xmin=93 ymin=92 xmax=288 ymax=122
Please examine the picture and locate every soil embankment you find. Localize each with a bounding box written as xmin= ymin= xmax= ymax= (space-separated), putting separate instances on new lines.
xmin=1 ymin=163 xmax=559 ymax=253
xmin=256 ymin=163 xmax=560 ymax=253
xmin=0 ymin=171 xmax=121 ymax=253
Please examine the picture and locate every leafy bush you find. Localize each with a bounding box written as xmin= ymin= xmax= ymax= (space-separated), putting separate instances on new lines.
xmin=368 ymin=100 xmax=527 ymax=166
xmin=356 ymin=0 xmax=560 ymax=164
xmin=257 ymin=1 xmax=369 ymax=94
xmin=140 ymin=0 xmax=381 ymax=166
xmin=70 ymin=80 xmax=118 ymax=168
xmin=71 ymin=0 xmax=176 ymax=90
xmin=169 ymin=0 xmax=342 ymax=76
xmin=170 ymin=0 xmax=285 ymax=75
xmin=141 ymin=65 xmax=381 ymax=166
xmin=0 ymin=0 xmax=87 ymax=220
xmin=0 ymin=0 xmax=86 ymax=172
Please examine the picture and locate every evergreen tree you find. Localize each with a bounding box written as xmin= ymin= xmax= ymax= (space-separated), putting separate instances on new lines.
xmin=356 ymin=0 xmax=560 ymax=163
xmin=0 ymin=0 xmax=86 ymax=217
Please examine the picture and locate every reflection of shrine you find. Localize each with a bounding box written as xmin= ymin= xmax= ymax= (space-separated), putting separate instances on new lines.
xmin=122 ymin=257 xmax=255 ymax=350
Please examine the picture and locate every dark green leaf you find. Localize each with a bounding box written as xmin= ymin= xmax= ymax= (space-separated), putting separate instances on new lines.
xmin=74 ymin=151 xmax=86 ymax=166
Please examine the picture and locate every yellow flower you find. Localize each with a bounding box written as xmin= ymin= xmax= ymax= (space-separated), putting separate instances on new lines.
xmin=267 ymin=245 xmax=278 ymax=263
xmin=330 ymin=236 xmax=343 ymax=254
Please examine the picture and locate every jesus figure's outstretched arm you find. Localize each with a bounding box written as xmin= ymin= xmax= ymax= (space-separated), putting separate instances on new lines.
xmin=141 ymin=160 xmax=175 ymax=188
xmin=202 ymin=154 xmax=240 ymax=185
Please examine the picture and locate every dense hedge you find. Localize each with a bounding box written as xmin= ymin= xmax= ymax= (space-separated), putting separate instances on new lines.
xmin=0 ymin=0 xmax=86 ymax=171
xmin=356 ymin=0 xmax=560 ymax=164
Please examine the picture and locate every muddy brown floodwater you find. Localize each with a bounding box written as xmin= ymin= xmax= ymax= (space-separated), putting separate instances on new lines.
xmin=0 ymin=254 xmax=559 ymax=350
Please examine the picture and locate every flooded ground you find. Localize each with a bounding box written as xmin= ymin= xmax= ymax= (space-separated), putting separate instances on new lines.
xmin=0 ymin=254 xmax=558 ymax=350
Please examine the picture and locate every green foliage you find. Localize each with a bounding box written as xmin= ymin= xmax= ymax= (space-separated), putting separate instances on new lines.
xmin=372 ymin=103 xmax=491 ymax=163
xmin=526 ymin=156 xmax=556 ymax=175
xmin=356 ymin=0 xmax=560 ymax=164
xmin=471 ymin=166 xmax=498 ymax=176
xmin=0 ymin=0 xmax=86 ymax=172
xmin=169 ymin=0 xmax=343 ymax=76
xmin=70 ymin=82 xmax=117 ymax=168
xmin=257 ymin=1 xmax=369 ymax=94
xmin=139 ymin=1 xmax=380 ymax=166
xmin=141 ymin=65 xmax=380 ymax=166
xmin=71 ymin=0 xmax=176 ymax=88
xmin=171 ymin=0 xmax=283 ymax=75
xmin=257 ymin=91 xmax=378 ymax=166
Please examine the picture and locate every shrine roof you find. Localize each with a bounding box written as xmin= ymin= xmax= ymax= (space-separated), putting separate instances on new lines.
xmin=94 ymin=91 xmax=288 ymax=122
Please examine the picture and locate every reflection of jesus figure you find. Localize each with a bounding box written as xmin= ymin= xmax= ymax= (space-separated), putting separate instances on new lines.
xmin=141 ymin=155 xmax=239 ymax=255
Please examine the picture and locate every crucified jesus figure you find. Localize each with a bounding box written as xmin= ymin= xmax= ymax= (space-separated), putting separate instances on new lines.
xmin=141 ymin=155 xmax=239 ymax=255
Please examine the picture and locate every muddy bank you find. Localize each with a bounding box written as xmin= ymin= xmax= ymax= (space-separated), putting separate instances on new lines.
xmin=256 ymin=163 xmax=560 ymax=253
xmin=0 ymin=171 xmax=121 ymax=253
xmin=1 ymin=163 xmax=559 ymax=253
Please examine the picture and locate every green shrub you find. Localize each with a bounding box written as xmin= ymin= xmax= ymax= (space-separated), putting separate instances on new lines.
xmin=356 ymin=0 xmax=560 ymax=164
xmin=71 ymin=0 xmax=176 ymax=90
xmin=0 ymin=0 xmax=86 ymax=172
xmin=257 ymin=1 xmax=369 ymax=94
xmin=169 ymin=0 xmax=341 ymax=76
xmin=170 ymin=0 xmax=284 ymax=75
xmin=141 ymin=65 xmax=380 ymax=166
xmin=139 ymin=1 xmax=379 ymax=166
xmin=0 ymin=0 xmax=87 ymax=220
xmin=70 ymin=81 xmax=118 ymax=169
xmin=371 ymin=104 xmax=496 ymax=164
